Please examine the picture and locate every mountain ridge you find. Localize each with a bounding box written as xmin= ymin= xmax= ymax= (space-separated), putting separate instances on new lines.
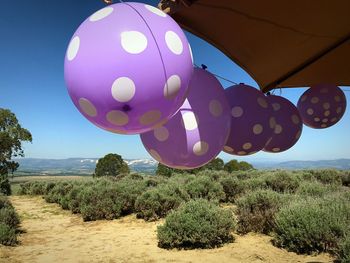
xmin=13 ymin=158 xmax=350 ymax=175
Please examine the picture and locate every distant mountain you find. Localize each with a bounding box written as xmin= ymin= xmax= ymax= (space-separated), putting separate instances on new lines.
xmin=260 ymin=159 xmax=350 ymax=170
xmin=15 ymin=158 xmax=157 ymax=175
xmin=14 ymin=158 xmax=350 ymax=176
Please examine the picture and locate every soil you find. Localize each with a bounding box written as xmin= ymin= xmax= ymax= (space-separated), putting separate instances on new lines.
xmin=0 ymin=196 xmax=333 ymax=263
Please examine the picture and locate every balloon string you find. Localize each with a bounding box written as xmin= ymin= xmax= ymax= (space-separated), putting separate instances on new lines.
xmin=194 ymin=63 xmax=238 ymax=85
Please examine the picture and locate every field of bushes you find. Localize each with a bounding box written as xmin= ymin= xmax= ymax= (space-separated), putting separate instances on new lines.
xmin=0 ymin=195 xmax=21 ymax=245
xmin=10 ymin=169 xmax=350 ymax=262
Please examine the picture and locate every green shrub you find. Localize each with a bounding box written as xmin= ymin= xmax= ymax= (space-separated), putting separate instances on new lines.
xmin=197 ymin=170 xmax=229 ymax=181
xmin=135 ymin=183 xmax=189 ymax=221
xmin=296 ymin=181 xmax=340 ymax=197
xmin=236 ymin=190 xmax=289 ymax=234
xmin=307 ymin=169 xmax=342 ymax=185
xmin=339 ymin=235 xmax=350 ymax=263
xmin=0 ymin=223 xmax=17 ymax=245
xmin=274 ymin=197 xmax=350 ymax=254
xmin=341 ymin=172 xmax=350 ymax=187
xmin=0 ymin=195 xmax=12 ymax=209
xmin=44 ymin=181 xmax=73 ymax=204
xmin=0 ymin=207 xmax=20 ymax=228
xmin=157 ymin=199 xmax=235 ymax=249
xmin=113 ymin=177 xmax=147 ymax=214
xmin=265 ymin=171 xmax=300 ymax=193
xmin=219 ymin=175 xmax=245 ymax=202
xmin=185 ymin=176 xmax=225 ymax=201
xmin=0 ymin=178 xmax=11 ymax=196
xmin=243 ymin=177 xmax=267 ymax=191
xmin=79 ymin=184 xmax=123 ymax=221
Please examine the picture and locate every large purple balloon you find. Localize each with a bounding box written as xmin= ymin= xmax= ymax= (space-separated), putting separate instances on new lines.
xmin=223 ymin=84 xmax=273 ymax=156
xmin=297 ymin=84 xmax=346 ymax=129
xmin=140 ymin=68 xmax=231 ymax=169
xmin=263 ymin=95 xmax=303 ymax=153
xmin=64 ymin=3 xmax=193 ymax=134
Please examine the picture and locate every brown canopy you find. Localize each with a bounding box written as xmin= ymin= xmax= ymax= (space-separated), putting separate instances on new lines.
xmin=158 ymin=0 xmax=350 ymax=93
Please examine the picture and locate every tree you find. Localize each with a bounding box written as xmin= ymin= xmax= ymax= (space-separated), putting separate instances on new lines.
xmin=94 ymin=153 xmax=129 ymax=177
xmin=0 ymin=108 xmax=32 ymax=195
xmin=238 ymin=161 xmax=254 ymax=171
xmin=224 ymin=159 xmax=254 ymax=172
xmin=202 ymin=158 xmax=224 ymax=171
xmin=156 ymin=163 xmax=184 ymax=177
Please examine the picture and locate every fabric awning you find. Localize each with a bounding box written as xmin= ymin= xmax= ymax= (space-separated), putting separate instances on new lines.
xmin=158 ymin=0 xmax=350 ymax=93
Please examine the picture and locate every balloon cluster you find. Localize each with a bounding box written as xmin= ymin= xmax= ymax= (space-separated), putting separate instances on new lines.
xmin=65 ymin=3 xmax=347 ymax=169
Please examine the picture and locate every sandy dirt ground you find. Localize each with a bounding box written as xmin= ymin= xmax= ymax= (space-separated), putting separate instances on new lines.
xmin=0 ymin=196 xmax=333 ymax=263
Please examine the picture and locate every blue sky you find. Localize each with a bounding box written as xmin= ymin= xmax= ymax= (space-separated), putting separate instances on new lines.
xmin=1 ymin=0 xmax=349 ymax=162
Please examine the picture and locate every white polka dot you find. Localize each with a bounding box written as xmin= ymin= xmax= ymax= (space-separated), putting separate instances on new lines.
xmin=231 ymin=106 xmax=243 ymax=117
xmin=323 ymin=102 xmax=330 ymax=110
xmin=193 ymin=141 xmax=209 ymax=156
xmin=291 ymin=115 xmax=300 ymax=125
xmin=209 ymin=100 xmax=223 ymax=117
xmin=164 ymin=75 xmax=181 ymax=100
xmin=311 ymin=97 xmax=319 ymax=104
xmin=274 ymin=124 xmax=283 ymax=134
xmin=257 ymin=97 xmax=268 ymax=108
xmin=272 ymin=148 xmax=280 ymax=152
xmin=144 ymin=5 xmax=166 ymax=17
xmin=295 ymin=130 xmax=302 ymax=139
xmin=253 ymin=124 xmax=263 ymax=135
xmin=243 ymin=143 xmax=252 ymax=150
xmin=67 ymin=36 xmax=80 ymax=61
xmin=324 ymin=110 xmax=330 ymax=117
xmin=320 ymin=88 xmax=328 ymax=93
xmin=272 ymin=103 xmax=281 ymax=111
xmin=111 ymin=77 xmax=136 ymax=102
xmin=165 ymin=31 xmax=183 ymax=55
xmin=149 ymin=149 xmax=162 ymax=161
xmin=336 ymin=107 xmax=342 ymax=114
xmin=269 ymin=117 xmax=276 ymax=129
xmin=224 ymin=146 xmax=234 ymax=152
xmin=79 ymin=98 xmax=97 ymax=117
xmin=307 ymin=108 xmax=314 ymax=115
xmin=106 ymin=110 xmax=129 ymax=126
xmin=189 ymin=44 xmax=194 ymax=63
xmin=89 ymin=7 xmax=114 ymax=22
xmin=237 ymin=151 xmax=247 ymax=155
xmin=321 ymin=124 xmax=327 ymax=128
xmin=322 ymin=118 xmax=328 ymax=123
xmin=140 ymin=110 xmax=162 ymax=125
xmin=154 ymin=126 xmax=169 ymax=142
xmin=335 ymin=96 xmax=341 ymax=102
xmin=314 ymin=117 xmax=320 ymax=122
xmin=182 ymin=112 xmax=198 ymax=131
xmin=121 ymin=31 xmax=148 ymax=54
xmin=331 ymin=117 xmax=337 ymax=122
xmin=301 ymin=95 xmax=307 ymax=102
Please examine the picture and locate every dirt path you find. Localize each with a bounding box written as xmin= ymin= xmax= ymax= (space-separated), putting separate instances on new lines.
xmin=0 ymin=196 xmax=333 ymax=263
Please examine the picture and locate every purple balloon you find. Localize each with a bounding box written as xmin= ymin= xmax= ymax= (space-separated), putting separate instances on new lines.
xmin=140 ymin=68 xmax=231 ymax=169
xmin=64 ymin=3 xmax=193 ymax=134
xmin=223 ymin=84 xmax=273 ymax=156
xmin=263 ymin=95 xmax=303 ymax=153
xmin=297 ymin=84 xmax=346 ymax=129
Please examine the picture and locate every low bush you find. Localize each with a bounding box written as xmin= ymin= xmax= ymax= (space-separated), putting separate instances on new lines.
xmin=185 ymin=176 xmax=225 ymax=201
xmin=305 ymin=169 xmax=342 ymax=185
xmin=135 ymin=182 xmax=189 ymax=221
xmin=0 ymin=223 xmax=17 ymax=246
xmin=219 ymin=175 xmax=245 ymax=202
xmin=0 ymin=178 xmax=11 ymax=196
xmin=296 ymin=181 xmax=340 ymax=197
xmin=236 ymin=190 xmax=289 ymax=234
xmin=0 ymin=207 xmax=20 ymax=228
xmin=79 ymin=184 xmax=123 ymax=221
xmin=339 ymin=235 xmax=350 ymax=263
xmin=264 ymin=171 xmax=300 ymax=193
xmin=341 ymin=172 xmax=350 ymax=187
xmin=274 ymin=196 xmax=350 ymax=255
xmin=0 ymin=196 xmax=20 ymax=246
xmin=157 ymin=199 xmax=235 ymax=249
